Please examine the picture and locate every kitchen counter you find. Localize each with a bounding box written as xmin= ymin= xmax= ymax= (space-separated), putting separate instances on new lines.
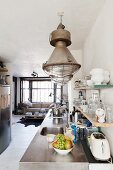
xmin=19 ymin=111 xmax=88 ymax=170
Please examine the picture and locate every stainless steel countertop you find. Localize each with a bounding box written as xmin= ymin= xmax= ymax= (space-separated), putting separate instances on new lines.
xmin=19 ymin=113 xmax=89 ymax=170
xmin=19 ymin=111 xmax=88 ymax=170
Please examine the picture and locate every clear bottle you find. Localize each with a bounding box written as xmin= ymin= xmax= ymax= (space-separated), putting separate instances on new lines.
xmin=88 ymin=95 xmax=100 ymax=114
xmin=99 ymin=100 xmax=105 ymax=110
xmin=72 ymin=106 xmax=75 ymax=123
xmin=74 ymin=110 xmax=78 ymax=124
xmin=106 ymin=107 xmax=113 ymax=123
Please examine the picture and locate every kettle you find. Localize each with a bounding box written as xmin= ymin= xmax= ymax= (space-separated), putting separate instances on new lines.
xmin=90 ymin=132 xmax=110 ymax=160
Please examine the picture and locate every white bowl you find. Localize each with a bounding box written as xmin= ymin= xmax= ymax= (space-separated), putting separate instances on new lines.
xmin=53 ymin=146 xmax=73 ymax=155
xmin=46 ymin=134 xmax=55 ymax=143
xmin=90 ymin=68 xmax=104 ymax=75
xmin=91 ymin=74 xmax=104 ymax=85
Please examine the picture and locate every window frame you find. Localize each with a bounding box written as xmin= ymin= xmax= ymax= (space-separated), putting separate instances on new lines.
xmin=20 ymin=77 xmax=62 ymax=103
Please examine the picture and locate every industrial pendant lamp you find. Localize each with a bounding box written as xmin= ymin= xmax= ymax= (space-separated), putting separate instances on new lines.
xmin=42 ymin=13 xmax=81 ymax=84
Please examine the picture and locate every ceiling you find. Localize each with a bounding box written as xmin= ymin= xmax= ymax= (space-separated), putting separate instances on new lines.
xmin=0 ymin=0 xmax=105 ymax=77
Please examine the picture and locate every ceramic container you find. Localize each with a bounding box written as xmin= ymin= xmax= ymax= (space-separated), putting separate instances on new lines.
xmin=96 ymin=108 xmax=106 ymax=123
xmin=53 ymin=146 xmax=73 ymax=155
xmin=91 ymin=75 xmax=104 ymax=85
xmin=103 ymin=71 xmax=110 ymax=84
xmin=90 ymin=68 xmax=104 ymax=75
xmin=90 ymin=68 xmax=110 ymax=85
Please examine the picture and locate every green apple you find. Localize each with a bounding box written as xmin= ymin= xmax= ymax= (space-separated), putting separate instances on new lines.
xmin=64 ymin=139 xmax=73 ymax=149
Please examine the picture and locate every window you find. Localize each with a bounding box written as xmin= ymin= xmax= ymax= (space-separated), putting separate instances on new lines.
xmin=21 ymin=81 xmax=30 ymax=102
xmin=55 ymin=84 xmax=62 ymax=103
xmin=20 ymin=78 xmax=62 ymax=103
xmin=32 ymin=81 xmax=54 ymax=102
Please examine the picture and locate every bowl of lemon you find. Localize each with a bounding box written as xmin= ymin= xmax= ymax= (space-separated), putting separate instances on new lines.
xmin=52 ymin=134 xmax=73 ymax=155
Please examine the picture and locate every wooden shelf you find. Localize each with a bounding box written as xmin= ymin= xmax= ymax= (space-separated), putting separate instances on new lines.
xmin=76 ymin=106 xmax=113 ymax=127
xmin=74 ymin=84 xmax=113 ymax=127
xmin=74 ymin=84 xmax=113 ymax=90
xmin=0 ymin=67 xmax=8 ymax=72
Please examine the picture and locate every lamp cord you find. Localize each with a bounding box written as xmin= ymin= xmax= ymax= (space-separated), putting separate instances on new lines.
xmin=57 ymin=12 xmax=64 ymax=24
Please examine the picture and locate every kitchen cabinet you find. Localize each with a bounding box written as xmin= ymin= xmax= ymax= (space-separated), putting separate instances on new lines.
xmin=74 ymin=84 xmax=113 ymax=127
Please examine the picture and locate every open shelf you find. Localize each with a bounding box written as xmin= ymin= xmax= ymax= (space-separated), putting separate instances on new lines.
xmin=0 ymin=67 xmax=8 ymax=72
xmin=76 ymin=106 xmax=113 ymax=127
xmin=74 ymin=84 xmax=113 ymax=90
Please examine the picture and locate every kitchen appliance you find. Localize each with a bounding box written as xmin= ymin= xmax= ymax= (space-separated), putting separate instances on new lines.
xmin=90 ymin=132 xmax=110 ymax=160
xmin=0 ymin=85 xmax=11 ymax=154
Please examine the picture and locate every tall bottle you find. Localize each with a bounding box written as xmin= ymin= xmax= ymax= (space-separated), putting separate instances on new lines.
xmin=106 ymin=107 xmax=113 ymax=123
xmin=72 ymin=106 xmax=75 ymax=123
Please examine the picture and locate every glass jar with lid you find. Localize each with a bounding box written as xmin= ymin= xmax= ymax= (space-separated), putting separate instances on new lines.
xmin=88 ymin=92 xmax=100 ymax=114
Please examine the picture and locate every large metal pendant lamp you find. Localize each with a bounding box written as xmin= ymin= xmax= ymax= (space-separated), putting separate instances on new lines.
xmin=42 ymin=14 xmax=81 ymax=85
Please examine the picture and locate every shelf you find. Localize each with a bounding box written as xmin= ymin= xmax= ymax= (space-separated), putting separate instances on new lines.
xmin=74 ymin=84 xmax=113 ymax=90
xmin=76 ymin=106 xmax=113 ymax=127
xmin=0 ymin=67 xmax=8 ymax=72
xmin=93 ymin=84 xmax=113 ymax=89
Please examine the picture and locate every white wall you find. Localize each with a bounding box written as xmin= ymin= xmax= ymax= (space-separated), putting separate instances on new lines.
xmin=68 ymin=50 xmax=83 ymax=112
xmin=83 ymin=0 xmax=113 ymax=156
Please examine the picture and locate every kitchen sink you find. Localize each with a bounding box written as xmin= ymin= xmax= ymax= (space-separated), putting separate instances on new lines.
xmin=40 ymin=127 xmax=64 ymax=136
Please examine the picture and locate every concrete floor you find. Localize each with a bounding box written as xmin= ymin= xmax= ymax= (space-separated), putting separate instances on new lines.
xmin=0 ymin=115 xmax=40 ymax=170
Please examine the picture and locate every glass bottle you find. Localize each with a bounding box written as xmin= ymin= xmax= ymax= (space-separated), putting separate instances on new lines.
xmin=106 ymin=107 xmax=113 ymax=123
xmin=99 ymin=100 xmax=105 ymax=110
xmin=88 ymin=92 xmax=100 ymax=114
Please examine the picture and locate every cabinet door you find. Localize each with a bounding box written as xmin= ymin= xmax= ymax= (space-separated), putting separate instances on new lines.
xmin=89 ymin=163 xmax=112 ymax=170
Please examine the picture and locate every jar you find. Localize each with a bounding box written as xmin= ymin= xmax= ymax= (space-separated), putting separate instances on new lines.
xmin=88 ymin=93 xmax=100 ymax=114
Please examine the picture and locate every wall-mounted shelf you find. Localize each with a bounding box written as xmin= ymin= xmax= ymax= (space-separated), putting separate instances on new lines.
xmin=76 ymin=106 xmax=113 ymax=127
xmin=0 ymin=67 xmax=8 ymax=72
xmin=74 ymin=84 xmax=113 ymax=90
